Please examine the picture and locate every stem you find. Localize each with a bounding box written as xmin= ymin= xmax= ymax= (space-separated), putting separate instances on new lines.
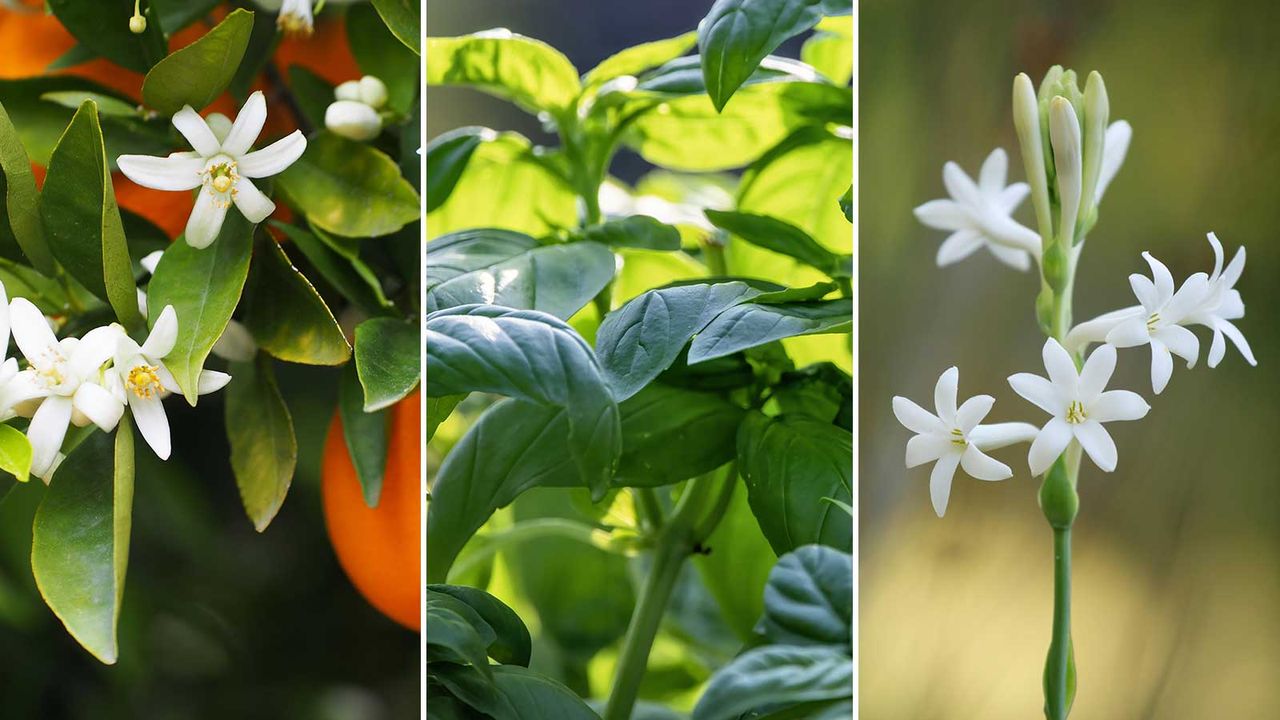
xmin=704 ymin=240 xmax=728 ymax=277
xmin=1045 ymin=527 xmax=1073 ymax=719
xmin=634 ymin=488 xmax=665 ymax=534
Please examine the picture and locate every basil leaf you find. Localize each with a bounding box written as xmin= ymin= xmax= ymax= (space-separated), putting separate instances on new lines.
xmin=425 ymin=126 xmax=488 ymax=209
xmin=432 ymin=663 xmax=600 ymax=720
xmin=425 ymin=588 xmax=497 ymax=680
xmin=704 ymin=209 xmax=847 ymax=276
xmin=580 ymin=215 xmax=681 ymax=251
xmin=692 ymin=645 xmax=852 ymax=720
xmin=426 ymin=393 xmax=463 ymax=442
xmin=583 ymin=32 xmax=697 ymax=91
xmin=801 ymin=15 xmax=854 ymax=86
xmin=426 ymin=31 xmax=580 ymax=115
xmin=695 ymin=485 xmax=776 ymax=640
xmin=688 ymin=298 xmax=851 ymax=364
xmin=697 ymin=0 xmax=826 ymax=111
xmin=756 ymin=544 xmax=852 ymax=647
xmin=141 ymin=8 xmax=254 ymax=115
xmin=428 ymin=583 xmax=532 ymax=667
xmin=614 ymin=384 xmax=745 ymax=487
xmin=225 ymin=355 xmax=297 ymax=532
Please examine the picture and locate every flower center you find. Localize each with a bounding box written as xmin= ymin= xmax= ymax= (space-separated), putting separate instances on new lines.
xmin=1146 ymin=312 xmax=1161 ymax=331
xmin=201 ymin=159 xmax=239 ymax=208
xmin=33 ymin=348 xmax=68 ymax=390
xmin=126 ymin=364 xmax=162 ymax=399
xmin=949 ymin=427 xmax=967 ymax=447
xmin=1065 ymin=400 xmax=1087 ymax=424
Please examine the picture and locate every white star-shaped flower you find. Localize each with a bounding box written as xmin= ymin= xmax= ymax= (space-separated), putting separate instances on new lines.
xmin=1183 ymin=232 xmax=1255 ymax=368
xmin=893 ymin=367 xmax=1038 ymax=516
xmin=1009 ymin=340 xmax=1150 ymax=476
xmin=913 ymin=148 xmax=1042 ymax=271
xmin=117 ymin=91 xmax=307 ymax=249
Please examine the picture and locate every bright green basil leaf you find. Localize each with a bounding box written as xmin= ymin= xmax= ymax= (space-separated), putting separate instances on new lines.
xmin=426 ymin=31 xmax=580 ymax=115
xmin=426 ymin=394 xmax=464 ymax=442
xmin=286 ymin=65 xmax=334 ymax=130
xmin=614 ymin=384 xmax=745 ymax=487
xmin=276 ymin=131 xmax=420 ymax=238
xmin=48 ymin=0 xmax=166 ymax=74
xmin=425 ymin=229 xmax=615 ymax=318
xmin=425 ymin=588 xmax=497 ymax=680
xmin=582 ymin=32 xmax=697 ymax=91
xmin=425 ymin=126 xmax=488 ymax=209
xmin=756 ymin=544 xmax=852 ymax=647
xmin=580 ymin=215 xmax=681 ymax=251
xmin=426 ymin=305 xmax=620 ymax=500
xmin=0 ymin=100 xmax=54 ymax=273
xmin=370 ymin=0 xmax=421 ymax=54
xmin=40 ymin=91 xmax=139 ymax=118
xmin=432 ymin=663 xmax=600 ymax=720
xmin=705 ymin=209 xmax=846 ymax=276
xmin=147 ymin=212 xmax=254 ymax=405
xmin=428 ymin=583 xmax=532 ymax=667
xmin=691 ymin=645 xmax=852 ymax=720
xmin=31 ymin=424 xmax=134 ymax=664
xmin=242 ymin=235 xmax=350 ymax=365
xmin=698 ymin=0 xmax=827 ymax=111
xmin=801 ymin=15 xmax=854 ymax=86
xmin=610 ymin=247 xmax=705 ymax=305
xmin=339 ymin=362 xmax=388 ymax=508
xmin=689 ymin=298 xmax=851 ymax=363
xmin=737 ymin=412 xmax=852 ymax=554
xmin=141 ymin=9 xmax=253 ymax=115
xmin=225 ymin=355 xmax=297 ymax=532
xmin=633 ymin=54 xmax=822 ymax=98
xmin=270 ymin=222 xmax=391 ymax=315
xmin=347 ymin=3 xmax=418 ymax=114
xmin=40 ymin=101 xmax=140 ymax=329
xmin=696 ymin=484 xmax=776 ymax=640
xmin=0 ymin=425 xmax=32 ymax=484
xmin=353 ymin=317 xmax=420 ymax=411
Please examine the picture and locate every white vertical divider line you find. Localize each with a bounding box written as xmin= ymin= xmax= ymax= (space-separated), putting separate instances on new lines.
xmin=849 ymin=1 xmax=861 ymax=718
xmin=419 ymin=1 xmax=429 ymax=717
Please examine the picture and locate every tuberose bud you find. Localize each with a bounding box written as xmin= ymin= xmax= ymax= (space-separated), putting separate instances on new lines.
xmin=325 ymin=100 xmax=382 ymax=141
xmin=1079 ymin=71 xmax=1109 ymax=225
xmin=1048 ymin=97 xmax=1082 ymax=247
xmin=1013 ymin=73 xmax=1052 ymax=249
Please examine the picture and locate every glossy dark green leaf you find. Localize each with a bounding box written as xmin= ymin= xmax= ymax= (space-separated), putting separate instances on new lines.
xmin=31 ymin=424 xmax=134 ymax=664
xmin=40 ymin=91 xmax=139 ymax=118
xmin=339 ymin=362 xmax=388 ymax=508
xmin=580 ymin=215 xmax=681 ymax=251
xmin=426 ymin=394 xmax=463 ymax=442
xmin=614 ymin=384 xmax=745 ymax=487
xmin=689 ymin=298 xmax=851 ymax=363
xmin=270 ymin=222 xmax=391 ymax=315
xmin=432 ymin=663 xmax=601 ymax=720
xmin=347 ymin=3 xmax=418 ymax=114
xmin=756 ymin=545 xmax=852 ymax=647
xmin=0 ymin=100 xmax=54 ymax=273
xmin=426 ymin=588 xmax=496 ymax=680
xmin=582 ymin=32 xmax=697 ymax=91
xmin=370 ymin=0 xmax=421 ymax=54
xmin=705 ymin=209 xmax=846 ymax=276
xmin=286 ymin=65 xmax=334 ymax=130
xmin=0 ymin=425 xmax=32 ymax=484
xmin=141 ymin=9 xmax=253 ymax=115
xmin=39 ymin=101 xmax=140 ymax=328
xmin=353 ymin=317 xmax=420 ymax=411
xmin=426 ymin=305 xmax=620 ymax=500
xmin=242 ymin=235 xmax=350 ymax=365
xmin=0 ymin=257 xmax=69 ymax=314
xmin=426 ymin=31 xmax=580 ymax=115
xmin=225 ymin=355 xmax=297 ymax=532
xmin=772 ymin=362 xmax=852 ymax=426
xmin=737 ymin=413 xmax=852 ymax=554
xmin=425 ymin=126 xmax=488 ymax=209
xmin=48 ymin=0 xmax=166 ymax=74
xmin=276 ymin=131 xmax=420 ymax=238
xmin=691 ymin=645 xmax=852 ymax=720
xmin=698 ymin=0 xmax=826 ymax=111
xmin=425 ymin=229 xmax=614 ymax=318
xmin=428 ymin=584 xmax=531 ymax=667
xmin=147 ymin=212 xmax=253 ymax=405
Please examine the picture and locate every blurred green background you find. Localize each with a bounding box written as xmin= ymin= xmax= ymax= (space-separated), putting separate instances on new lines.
xmin=861 ymin=1 xmax=1280 ymax=717
xmin=0 ymin=365 xmax=419 ymax=719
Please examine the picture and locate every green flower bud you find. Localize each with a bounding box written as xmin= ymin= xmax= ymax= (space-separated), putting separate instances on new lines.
xmin=1079 ymin=71 xmax=1109 ymax=222
xmin=129 ymin=14 xmax=147 ymax=34
xmin=1013 ymin=73 xmax=1053 ymax=245
xmin=1036 ymin=285 xmax=1056 ymax=335
xmin=1042 ymin=242 xmax=1069 ymax=293
xmin=1048 ymin=97 xmax=1082 ymax=247
xmin=1038 ymin=457 xmax=1079 ymax=529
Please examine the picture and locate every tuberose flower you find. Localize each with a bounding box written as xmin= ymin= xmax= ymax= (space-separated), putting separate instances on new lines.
xmin=913 ymin=148 xmax=1042 ymax=271
xmin=1009 ymin=340 xmax=1149 ymax=476
xmin=117 ymin=91 xmax=307 ymax=248
xmin=893 ymin=367 xmax=1038 ymax=516
xmin=1183 ymin=232 xmax=1255 ymax=368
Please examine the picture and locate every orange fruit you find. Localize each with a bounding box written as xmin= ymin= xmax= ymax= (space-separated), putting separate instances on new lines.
xmin=322 ymin=390 xmax=421 ymax=631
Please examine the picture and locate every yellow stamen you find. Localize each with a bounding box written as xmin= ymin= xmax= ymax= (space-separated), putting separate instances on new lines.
xmin=1065 ymin=400 xmax=1086 ymax=424
xmin=127 ymin=364 xmax=162 ymax=399
xmin=949 ymin=427 xmax=967 ymax=447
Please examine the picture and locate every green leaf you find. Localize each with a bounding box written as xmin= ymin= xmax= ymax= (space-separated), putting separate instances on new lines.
xmin=736 ymin=413 xmax=852 ymax=554
xmin=582 ymin=32 xmax=697 ymax=91
xmin=242 ymin=235 xmax=350 ymax=365
xmin=432 ymin=663 xmax=601 ymax=720
xmin=426 ymin=31 xmax=580 ymax=115
xmin=276 ymin=131 xmax=420 ymax=238
xmin=353 ymin=317 xmax=421 ymax=411
xmin=370 ymin=0 xmax=421 ymax=55
xmin=696 ymin=483 xmax=776 ymax=640
xmin=614 ymin=384 xmax=745 ymax=487
xmin=428 ymin=584 xmax=532 ymax=667
xmin=705 ymin=209 xmax=846 ymax=276
xmin=425 ymin=126 xmax=489 ymax=209
xmin=339 ymin=362 xmax=388 ymax=508
xmin=147 ymin=212 xmax=254 ymax=405
xmin=631 ymin=54 xmax=824 ymax=98
xmin=0 ymin=425 xmax=32 ymax=484
xmin=425 ymin=229 xmax=615 ymax=318
xmin=347 ymin=3 xmax=418 ymax=115
xmin=40 ymin=91 xmax=139 ymax=118
xmin=141 ymin=9 xmax=254 ymax=115
xmin=691 ymin=645 xmax=852 ymax=720
xmin=426 ymin=305 xmax=620 ymax=500
xmin=270 ymin=222 xmax=391 ymax=315
xmin=39 ymin=101 xmax=140 ymax=328
xmin=48 ymin=0 xmax=166 ymax=74
xmin=31 ymin=424 xmax=135 ymax=664
xmin=688 ymin=299 xmax=851 ymax=363
xmin=801 ymin=15 xmax=854 ymax=86
xmin=698 ymin=0 xmax=827 ymax=111
xmin=425 ymin=588 xmax=497 ymax=680
xmin=838 ymin=184 xmax=852 ymax=222
xmin=225 ymin=355 xmax=297 ymax=532
xmin=756 ymin=544 xmax=852 ymax=647
xmin=0 ymin=100 xmax=54 ymax=273
xmin=580 ymin=215 xmax=681 ymax=251
xmin=426 ymin=394 xmax=464 ymax=442
xmin=286 ymin=65 xmax=334 ymax=130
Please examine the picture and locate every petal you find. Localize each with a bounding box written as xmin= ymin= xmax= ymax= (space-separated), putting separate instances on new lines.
xmin=1206 ymin=232 xmax=1225 ymax=280
xmin=9 ymin=297 xmax=57 ymax=361
xmin=237 ymin=130 xmax=307 ymax=178
xmin=232 ymin=177 xmax=276 ymax=223
xmin=1065 ymin=306 xmax=1142 ymax=354
xmin=1164 ymin=273 xmax=1211 ymax=322
xmin=210 ymin=320 xmax=256 ymax=362
xmin=1078 ymin=343 xmax=1116 ymax=401
xmin=929 ymin=452 xmax=962 ymax=517
xmin=1089 ymin=389 xmax=1150 ymax=423
xmin=172 ymin=106 xmax=221 ymax=157
xmin=27 ymin=395 xmax=72 ymax=478
xmin=970 ymin=422 xmax=1040 ymax=451
xmin=129 ymin=393 xmax=171 ymax=460
xmin=197 ymin=370 xmax=232 ymax=394
xmin=185 ymin=190 xmax=228 ymax=249
xmin=220 ymin=91 xmax=267 ymax=157
xmin=1222 ymin=245 xmax=1246 ymax=288
xmin=982 ymin=214 xmax=1042 ymax=256
xmin=1008 ymin=372 xmax=1062 ymax=416
xmin=942 ymin=161 xmax=981 ymax=206
xmin=116 ymin=154 xmax=205 ymax=191
xmin=73 ymin=382 xmax=123 ymax=432
xmin=961 ymin=445 xmax=1012 ymax=481
xmin=933 ymin=366 xmax=959 ymax=425
xmin=1207 ymin=327 xmax=1226 ymax=368
xmin=1219 ymin=320 xmax=1257 ymax=366
xmin=978 ymin=148 xmax=1008 ymax=195
xmin=1142 ymin=252 xmax=1175 ymax=302
xmin=142 ymin=305 xmax=179 ymax=360
xmin=1028 ymin=417 xmax=1073 ymax=477
xmin=913 ymin=199 xmax=969 ymax=231
xmin=955 ymin=394 xmax=994 ymax=433
xmin=1128 ymin=273 xmax=1160 ymax=312
xmin=985 ymin=242 xmax=1032 ymax=272
xmin=156 ymin=364 xmax=182 ymax=394
xmin=892 ymin=396 xmax=945 ymax=435
xmin=936 ymin=229 xmax=984 ymax=266
xmin=140 ymin=250 xmax=165 ymax=276
xmin=906 ymin=433 xmax=950 ymax=468
xmin=1042 ymin=338 xmax=1079 ymax=394
xmin=0 ymin=369 xmax=49 ymax=413
xmin=996 ymin=182 xmax=1029 ymax=213
xmin=1149 ymin=339 xmax=1173 ymax=394
xmin=1074 ymin=420 xmax=1118 ymax=472
xmin=1153 ymin=324 xmax=1199 ymax=367
xmin=70 ymin=325 xmax=122 ymax=379
xmin=1095 ymin=120 xmax=1131 ymax=201
xmin=1105 ymin=316 xmax=1151 ymax=348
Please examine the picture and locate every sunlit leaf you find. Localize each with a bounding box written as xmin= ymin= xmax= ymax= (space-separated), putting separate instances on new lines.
xmin=0 ymin=100 xmax=54 ymax=273
xmin=426 ymin=31 xmax=580 ymax=115
xmin=141 ymin=9 xmax=254 ymax=115
xmin=692 ymin=645 xmax=852 ymax=720
xmin=242 ymin=235 xmax=350 ymax=366
xmin=370 ymin=0 xmax=421 ymax=54
xmin=225 ymin=355 xmax=297 ymax=532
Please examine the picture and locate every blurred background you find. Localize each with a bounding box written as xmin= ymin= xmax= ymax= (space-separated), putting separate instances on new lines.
xmin=861 ymin=1 xmax=1280 ymax=717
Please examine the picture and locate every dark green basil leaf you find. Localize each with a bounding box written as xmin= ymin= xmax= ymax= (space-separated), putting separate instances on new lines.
xmin=688 ymin=298 xmax=851 ymax=363
xmin=614 ymin=384 xmax=745 ymax=487
xmin=580 ymin=215 xmax=681 ymax=251
xmin=428 ymin=583 xmax=532 ymax=667
xmin=705 ymin=209 xmax=847 ymax=277
xmin=691 ymin=645 xmax=852 ymax=720
xmin=425 ymin=126 xmax=488 ymax=209
xmin=697 ymin=0 xmax=826 ymax=111
xmin=756 ymin=544 xmax=852 ymax=647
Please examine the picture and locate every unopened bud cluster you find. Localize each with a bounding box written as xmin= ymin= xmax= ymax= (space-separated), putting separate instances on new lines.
xmin=325 ymin=76 xmax=390 ymax=141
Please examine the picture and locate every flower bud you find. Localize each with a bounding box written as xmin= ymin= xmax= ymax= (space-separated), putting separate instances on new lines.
xmin=1013 ymin=73 xmax=1052 ymax=248
xmin=1048 ymin=97 xmax=1082 ymax=246
xmin=129 ymin=14 xmax=147 ymax=34
xmin=325 ymin=100 xmax=382 ymax=141
xmin=1038 ymin=456 xmax=1079 ymax=528
xmin=1035 ymin=285 xmax=1056 ymax=336
xmin=1079 ymin=71 xmax=1109 ymax=223
xmin=357 ymin=75 xmax=388 ymax=109
xmin=334 ymin=80 xmax=362 ymax=102
xmin=1042 ymin=242 xmax=1069 ymax=293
